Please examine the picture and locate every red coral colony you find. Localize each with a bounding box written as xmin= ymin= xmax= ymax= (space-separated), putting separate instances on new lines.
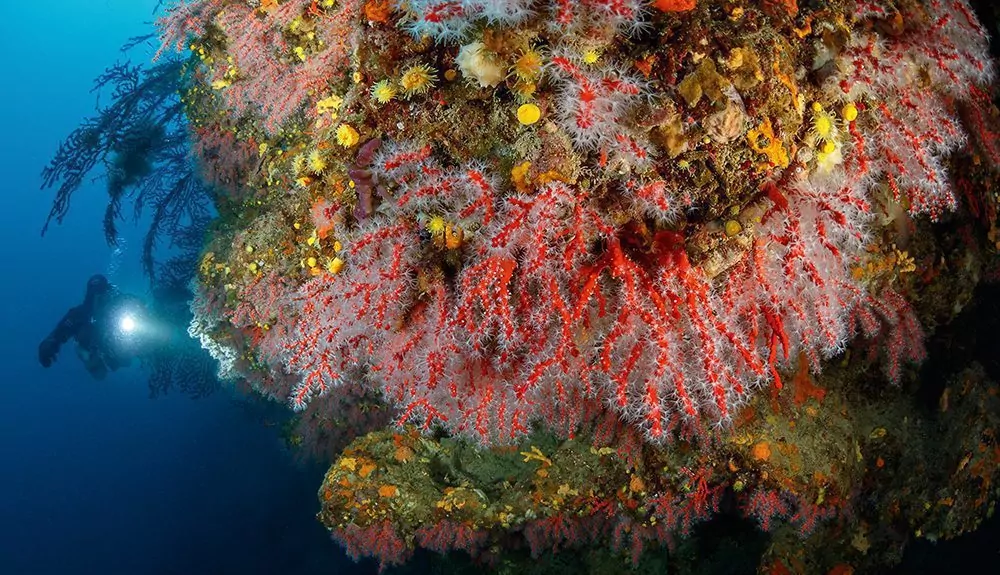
xmin=153 ymin=0 xmax=1000 ymax=572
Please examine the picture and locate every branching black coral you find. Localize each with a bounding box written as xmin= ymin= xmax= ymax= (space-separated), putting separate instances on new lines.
xmin=145 ymin=211 xmax=220 ymax=399
xmin=41 ymin=57 xmax=212 ymax=281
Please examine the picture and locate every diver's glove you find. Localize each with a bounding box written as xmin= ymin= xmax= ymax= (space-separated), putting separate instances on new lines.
xmin=38 ymin=337 xmax=59 ymax=367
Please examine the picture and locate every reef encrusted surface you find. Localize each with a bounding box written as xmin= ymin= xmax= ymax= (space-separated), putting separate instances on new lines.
xmin=156 ymin=0 xmax=1000 ymax=572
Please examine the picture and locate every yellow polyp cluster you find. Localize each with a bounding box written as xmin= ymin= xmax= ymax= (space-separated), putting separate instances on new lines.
xmin=327 ymin=257 xmax=345 ymax=274
xmin=435 ymin=487 xmax=483 ymax=512
xmin=302 ymin=250 xmax=343 ymax=276
xmin=301 ymin=217 xmax=343 ymax=281
xmin=336 ymin=124 xmax=361 ymax=148
xmin=510 ymin=48 xmax=542 ymax=99
xmin=426 ymin=216 xmax=446 ymax=236
xmin=724 ymin=219 xmax=742 ymax=237
xmin=255 ymin=0 xmax=279 ymax=13
xmin=292 ymin=153 xmax=307 ymax=175
xmin=842 ymin=102 xmax=859 ymax=123
xmin=807 ymin=101 xmax=858 ymax=174
xmin=814 ymin=147 xmax=842 ymax=174
xmin=317 ymin=94 xmax=344 ymax=119
xmin=307 ymin=150 xmax=327 ymax=173
xmin=199 ymin=251 xmax=215 ymax=276
xmin=809 ymin=103 xmax=839 ymax=143
xmin=426 ymin=216 xmax=463 ymax=249
xmin=894 ymin=248 xmax=916 ymax=274
xmin=399 ymin=64 xmax=437 ymax=98
xmin=851 ymin=244 xmax=916 ymax=281
xmin=511 ymin=80 xmax=537 ymax=101
xmin=370 ymin=80 xmax=397 ymax=104
xmin=190 ymin=42 xmax=214 ymax=64
xmin=210 ymin=60 xmax=239 ymax=90
xmin=511 ymin=48 xmax=543 ymax=81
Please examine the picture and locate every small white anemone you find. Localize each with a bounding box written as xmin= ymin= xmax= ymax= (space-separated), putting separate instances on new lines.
xmin=456 ymin=41 xmax=505 ymax=88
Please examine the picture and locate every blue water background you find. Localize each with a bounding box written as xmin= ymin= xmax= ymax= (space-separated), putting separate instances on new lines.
xmin=0 ymin=2 xmax=362 ymax=573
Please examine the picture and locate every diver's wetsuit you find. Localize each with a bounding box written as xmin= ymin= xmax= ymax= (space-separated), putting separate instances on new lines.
xmin=38 ymin=275 xmax=141 ymax=379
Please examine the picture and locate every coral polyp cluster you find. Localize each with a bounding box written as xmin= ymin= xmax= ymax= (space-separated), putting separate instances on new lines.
xmin=160 ymin=0 xmax=1000 ymax=571
xmin=177 ymin=0 xmax=986 ymax=444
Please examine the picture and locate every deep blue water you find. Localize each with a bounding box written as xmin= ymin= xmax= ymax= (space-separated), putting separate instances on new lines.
xmin=0 ymin=2 xmax=363 ymax=573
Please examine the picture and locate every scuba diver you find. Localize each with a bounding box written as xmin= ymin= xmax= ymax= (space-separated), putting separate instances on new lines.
xmin=38 ymin=274 xmax=152 ymax=379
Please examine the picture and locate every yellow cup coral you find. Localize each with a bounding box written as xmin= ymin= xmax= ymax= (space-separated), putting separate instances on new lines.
xmin=399 ymin=64 xmax=437 ymax=97
xmin=371 ymin=80 xmax=397 ymax=105
xmin=517 ymin=103 xmax=542 ymax=125
xmin=336 ymin=124 xmax=361 ymax=148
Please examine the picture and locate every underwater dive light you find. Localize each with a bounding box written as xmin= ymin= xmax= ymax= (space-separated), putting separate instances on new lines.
xmin=118 ymin=313 xmax=137 ymax=334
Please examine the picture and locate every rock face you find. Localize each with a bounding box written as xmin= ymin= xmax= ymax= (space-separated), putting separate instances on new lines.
xmin=152 ymin=0 xmax=1000 ymax=571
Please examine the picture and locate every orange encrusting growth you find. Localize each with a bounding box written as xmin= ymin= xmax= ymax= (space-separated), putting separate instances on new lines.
xmin=653 ymin=0 xmax=697 ymax=13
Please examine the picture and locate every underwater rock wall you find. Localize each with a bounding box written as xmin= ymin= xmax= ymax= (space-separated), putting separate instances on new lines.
xmin=164 ymin=1 xmax=1000 ymax=572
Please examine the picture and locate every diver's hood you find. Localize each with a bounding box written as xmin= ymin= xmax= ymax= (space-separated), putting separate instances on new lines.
xmin=85 ymin=274 xmax=112 ymax=303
